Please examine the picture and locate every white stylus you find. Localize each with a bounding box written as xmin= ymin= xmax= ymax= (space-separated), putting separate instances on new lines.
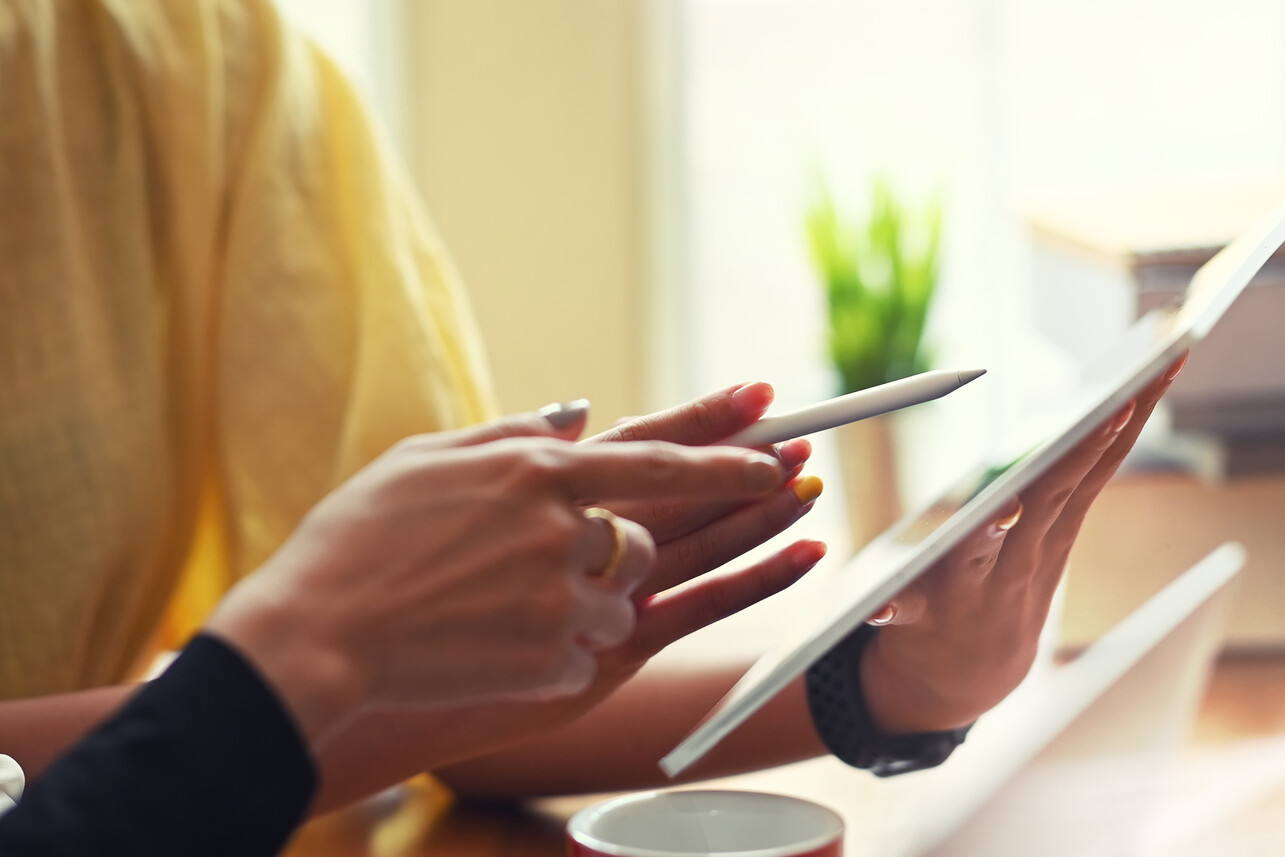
xmin=723 ymin=368 xmax=986 ymax=448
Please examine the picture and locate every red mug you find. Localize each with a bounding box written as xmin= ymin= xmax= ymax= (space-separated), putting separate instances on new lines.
xmin=567 ymin=790 xmax=844 ymax=857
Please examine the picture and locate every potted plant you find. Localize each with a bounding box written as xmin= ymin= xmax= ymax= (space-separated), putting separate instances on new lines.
xmin=805 ymin=176 xmax=942 ymax=546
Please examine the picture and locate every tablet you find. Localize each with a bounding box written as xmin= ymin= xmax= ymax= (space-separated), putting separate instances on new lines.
xmin=658 ymin=200 xmax=1285 ymax=777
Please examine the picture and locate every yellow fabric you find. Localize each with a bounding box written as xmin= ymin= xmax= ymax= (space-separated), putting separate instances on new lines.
xmin=0 ymin=0 xmax=498 ymax=700
xmin=281 ymin=774 xmax=455 ymax=856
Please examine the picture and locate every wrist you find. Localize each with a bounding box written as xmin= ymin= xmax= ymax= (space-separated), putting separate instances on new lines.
xmin=858 ymin=627 xmax=1007 ymax=734
xmin=805 ymin=624 xmax=971 ymax=777
xmin=859 ymin=630 xmax=978 ymax=735
xmin=205 ymin=590 xmax=365 ymax=751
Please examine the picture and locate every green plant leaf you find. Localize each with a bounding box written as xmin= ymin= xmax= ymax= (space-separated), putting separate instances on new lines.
xmin=806 ymin=176 xmax=943 ymax=393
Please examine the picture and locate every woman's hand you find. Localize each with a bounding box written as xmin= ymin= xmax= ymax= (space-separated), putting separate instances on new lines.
xmin=308 ymin=390 xmax=828 ymax=811
xmin=203 ymin=404 xmax=789 ymax=750
xmin=589 ymin=381 xmax=823 ymax=599
xmin=858 ymin=355 xmax=1188 ymax=735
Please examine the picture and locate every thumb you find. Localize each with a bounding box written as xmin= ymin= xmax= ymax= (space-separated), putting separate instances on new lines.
xmin=446 ymin=399 xmax=592 ymax=448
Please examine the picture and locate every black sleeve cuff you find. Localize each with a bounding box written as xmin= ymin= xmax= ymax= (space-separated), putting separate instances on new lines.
xmin=806 ymin=623 xmax=970 ymax=777
xmin=0 ymin=633 xmax=317 ymax=857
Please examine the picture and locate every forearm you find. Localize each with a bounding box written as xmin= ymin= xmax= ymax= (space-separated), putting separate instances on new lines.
xmin=431 ymin=640 xmax=996 ymax=799
xmin=0 ymin=636 xmax=314 ymax=857
xmin=315 ymin=649 xmax=987 ymax=809
xmin=0 ymin=685 xmax=137 ymax=778
xmin=434 ymin=665 xmax=828 ymax=800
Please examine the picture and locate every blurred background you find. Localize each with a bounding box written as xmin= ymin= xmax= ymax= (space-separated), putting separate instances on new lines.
xmin=277 ymin=0 xmax=1285 ymax=641
xmin=275 ymin=1 xmax=1285 ymax=852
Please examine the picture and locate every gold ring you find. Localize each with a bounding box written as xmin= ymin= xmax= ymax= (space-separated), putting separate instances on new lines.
xmin=584 ymin=507 xmax=627 ymax=580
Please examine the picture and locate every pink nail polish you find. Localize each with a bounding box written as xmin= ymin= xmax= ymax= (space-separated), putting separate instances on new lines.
xmin=866 ymin=604 xmax=897 ymax=626
xmin=991 ymin=500 xmax=1023 ymax=534
xmin=775 ymin=438 xmax=812 ymax=471
xmin=732 ymin=382 xmax=774 ymax=414
xmin=1108 ymin=401 xmax=1136 ymax=434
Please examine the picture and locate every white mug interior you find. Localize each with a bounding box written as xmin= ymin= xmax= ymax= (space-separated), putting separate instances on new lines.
xmin=567 ymin=790 xmax=844 ymax=857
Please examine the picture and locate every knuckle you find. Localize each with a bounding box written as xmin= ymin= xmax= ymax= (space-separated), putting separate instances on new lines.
xmin=626 ymin=530 xmax=658 ymax=575
xmin=968 ymin=551 xmax=999 ymax=573
xmin=521 ymin=582 xmax=576 ymax=634
xmin=698 ymin=580 xmax=738 ymax=621
xmin=1046 ymin=486 xmax=1076 ymax=512
xmin=602 ymin=604 xmax=638 ymax=648
xmin=533 ymin=642 xmax=583 ymax=686
xmin=606 ymin=416 xmax=658 ymax=444
xmin=688 ymin=400 xmax=722 ymax=439
xmin=737 ymin=563 xmax=783 ymax=607
xmin=497 ymin=440 xmax=566 ymax=491
xmin=669 ymin=533 xmax=714 ymax=578
xmin=629 ymin=497 xmax=682 ymax=533
xmin=639 ymin=442 xmax=685 ymax=483
xmin=762 ymin=489 xmax=806 ymax=530
xmin=536 ymin=508 xmax=583 ymax=559
xmin=547 ymin=576 xmax=579 ymax=618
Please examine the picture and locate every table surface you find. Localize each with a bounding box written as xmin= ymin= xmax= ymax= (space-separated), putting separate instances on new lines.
xmin=280 ymin=652 xmax=1285 ymax=857
xmin=284 ymin=787 xmax=578 ymax=857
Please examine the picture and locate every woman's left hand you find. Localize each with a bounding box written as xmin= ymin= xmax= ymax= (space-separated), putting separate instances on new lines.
xmin=595 ymin=355 xmax=1185 ymax=738
xmin=857 ymin=354 xmax=1187 ymax=735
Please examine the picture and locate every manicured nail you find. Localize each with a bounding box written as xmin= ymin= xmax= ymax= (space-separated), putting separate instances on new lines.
xmin=791 ymin=474 xmax=824 ymax=506
xmin=745 ymin=454 xmax=786 ymax=491
xmin=732 ymin=382 xmax=774 ymax=416
xmin=538 ymin=399 xmax=590 ymax=429
xmin=991 ymin=499 xmax=1023 ymax=535
xmin=1108 ymin=400 xmax=1136 ymax=434
xmin=775 ymin=438 xmax=813 ymax=471
xmin=1165 ymin=353 xmax=1189 ymax=381
xmin=867 ymin=603 xmax=897 ymax=626
xmin=793 ymin=539 xmax=828 ymax=570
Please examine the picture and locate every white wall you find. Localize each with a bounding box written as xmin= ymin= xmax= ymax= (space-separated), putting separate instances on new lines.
xmin=676 ymin=0 xmax=1285 ymax=514
xmin=274 ymin=0 xmax=1285 ymax=652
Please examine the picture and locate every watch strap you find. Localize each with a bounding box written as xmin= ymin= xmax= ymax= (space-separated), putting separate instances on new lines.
xmin=805 ymin=622 xmax=971 ymax=777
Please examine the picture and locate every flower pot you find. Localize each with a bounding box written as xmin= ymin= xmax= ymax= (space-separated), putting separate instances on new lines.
xmin=835 ymin=415 xmax=903 ymax=551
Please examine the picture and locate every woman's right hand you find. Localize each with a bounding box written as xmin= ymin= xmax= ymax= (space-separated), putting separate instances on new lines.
xmin=203 ymin=404 xmax=788 ymax=749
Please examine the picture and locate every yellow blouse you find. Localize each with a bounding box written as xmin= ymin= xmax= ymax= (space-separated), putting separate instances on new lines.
xmin=0 ymin=0 xmax=497 ymax=700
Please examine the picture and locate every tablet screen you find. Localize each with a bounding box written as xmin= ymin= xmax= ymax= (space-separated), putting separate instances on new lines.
xmin=659 ymin=200 xmax=1285 ymax=777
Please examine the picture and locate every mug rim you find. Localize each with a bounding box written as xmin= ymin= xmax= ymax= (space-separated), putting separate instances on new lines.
xmin=566 ymin=789 xmax=844 ymax=857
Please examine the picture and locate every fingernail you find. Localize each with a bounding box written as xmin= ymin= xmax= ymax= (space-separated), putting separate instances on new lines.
xmin=538 ymin=399 xmax=590 ymax=429
xmin=791 ymin=474 xmax=824 ymax=506
xmin=1108 ymin=400 xmax=1136 ymax=434
xmin=991 ymin=499 xmax=1023 ymax=535
xmin=867 ymin=604 xmax=897 ymax=626
xmin=733 ymin=382 xmax=774 ymax=414
xmin=745 ymin=454 xmax=786 ymax=491
xmin=1165 ymin=352 xmax=1189 ymax=381
xmin=793 ymin=540 xmax=828 ymax=571
xmin=776 ymin=438 xmax=813 ymax=471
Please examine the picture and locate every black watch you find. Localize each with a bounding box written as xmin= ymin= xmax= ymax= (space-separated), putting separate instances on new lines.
xmin=805 ymin=623 xmax=971 ymax=777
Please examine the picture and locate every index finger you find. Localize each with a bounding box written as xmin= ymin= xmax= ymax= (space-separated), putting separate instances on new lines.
xmin=589 ymin=383 xmax=775 ymax=446
xmin=555 ymin=441 xmax=786 ymax=504
xmin=1046 ymin=352 xmax=1186 ymax=535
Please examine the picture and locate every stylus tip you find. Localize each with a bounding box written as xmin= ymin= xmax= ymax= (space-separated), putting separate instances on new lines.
xmin=957 ymin=369 xmax=987 ymax=386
